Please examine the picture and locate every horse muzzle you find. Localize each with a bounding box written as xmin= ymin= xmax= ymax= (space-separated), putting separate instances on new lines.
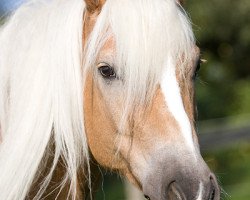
xmin=143 ymin=173 xmax=219 ymax=200
xmin=166 ymin=174 xmax=219 ymax=200
xmin=142 ymin=156 xmax=220 ymax=200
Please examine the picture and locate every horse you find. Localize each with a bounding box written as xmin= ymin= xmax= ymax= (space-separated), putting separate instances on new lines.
xmin=0 ymin=0 xmax=220 ymax=199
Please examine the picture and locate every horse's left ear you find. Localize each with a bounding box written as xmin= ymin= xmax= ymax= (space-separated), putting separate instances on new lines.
xmin=84 ymin=0 xmax=106 ymax=13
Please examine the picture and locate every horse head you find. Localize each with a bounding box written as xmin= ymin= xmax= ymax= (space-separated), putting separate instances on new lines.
xmin=83 ymin=0 xmax=220 ymax=199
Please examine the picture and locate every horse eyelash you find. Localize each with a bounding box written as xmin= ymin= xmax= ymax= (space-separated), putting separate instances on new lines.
xmin=193 ymin=58 xmax=206 ymax=80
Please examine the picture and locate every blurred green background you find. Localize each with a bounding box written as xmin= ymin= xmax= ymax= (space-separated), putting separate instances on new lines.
xmin=1 ymin=0 xmax=250 ymax=199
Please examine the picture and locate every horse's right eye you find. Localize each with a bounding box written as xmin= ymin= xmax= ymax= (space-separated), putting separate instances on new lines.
xmin=98 ymin=64 xmax=116 ymax=79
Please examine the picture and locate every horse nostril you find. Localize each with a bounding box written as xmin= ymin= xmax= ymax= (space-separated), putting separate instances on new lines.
xmin=209 ymin=174 xmax=217 ymax=200
xmin=144 ymin=195 xmax=151 ymax=200
xmin=167 ymin=182 xmax=185 ymax=200
xmin=209 ymin=188 xmax=215 ymax=200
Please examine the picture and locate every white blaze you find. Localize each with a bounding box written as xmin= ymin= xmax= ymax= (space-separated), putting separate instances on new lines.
xmin=161 ymin=60 xmax=196 ymax=153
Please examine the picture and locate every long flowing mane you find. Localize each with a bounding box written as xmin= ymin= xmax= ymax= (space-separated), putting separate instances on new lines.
xmin=0 ymin=0 xmax=89 ymax=199
xmin=0 ymin=0 xmax=194 ymax=199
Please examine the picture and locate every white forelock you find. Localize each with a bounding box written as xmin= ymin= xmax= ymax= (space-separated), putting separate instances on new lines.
xmin=85 ymin=0 xmax=195 ymax=130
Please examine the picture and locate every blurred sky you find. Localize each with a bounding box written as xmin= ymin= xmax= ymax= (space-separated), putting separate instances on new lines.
xmin=0 ymin=0 xmax=24 ymax=14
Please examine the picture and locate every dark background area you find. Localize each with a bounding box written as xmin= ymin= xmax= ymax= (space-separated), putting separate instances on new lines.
xmin=1 ymin=0 xmax=250 ymax=199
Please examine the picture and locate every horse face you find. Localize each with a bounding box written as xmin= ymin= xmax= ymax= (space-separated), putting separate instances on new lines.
xmin=83 ymin=1 xmax=220 ymax=200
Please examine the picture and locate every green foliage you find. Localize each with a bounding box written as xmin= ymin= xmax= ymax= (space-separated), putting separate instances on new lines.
xmin=231 ymin=80 xmax=250 ymax=115
xmin=95 ymin=174 xmax=125 ymax=200
xmin=186 ymin=0 xmax=250 ymax=120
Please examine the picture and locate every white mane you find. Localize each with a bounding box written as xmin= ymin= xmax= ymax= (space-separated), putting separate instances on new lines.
xmin=0 ymin=0 xmax=89 ymax=199
xmin=0 ymin=0 xmax=194 ymax=199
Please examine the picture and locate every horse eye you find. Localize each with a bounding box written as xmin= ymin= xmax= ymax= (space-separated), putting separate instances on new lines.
xmin=98 ymin=64 xmax=116 ymax=79
xmin=193 ymin=59 xmax=202 ymax=80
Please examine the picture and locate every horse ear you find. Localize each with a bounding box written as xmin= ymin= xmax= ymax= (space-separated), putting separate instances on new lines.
xmin=84 ymin=0 xmax=106 ymax=13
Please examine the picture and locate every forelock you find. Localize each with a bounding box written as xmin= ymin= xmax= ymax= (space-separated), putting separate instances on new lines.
xmin=85 ymin=0 xmax=195 ymax=124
